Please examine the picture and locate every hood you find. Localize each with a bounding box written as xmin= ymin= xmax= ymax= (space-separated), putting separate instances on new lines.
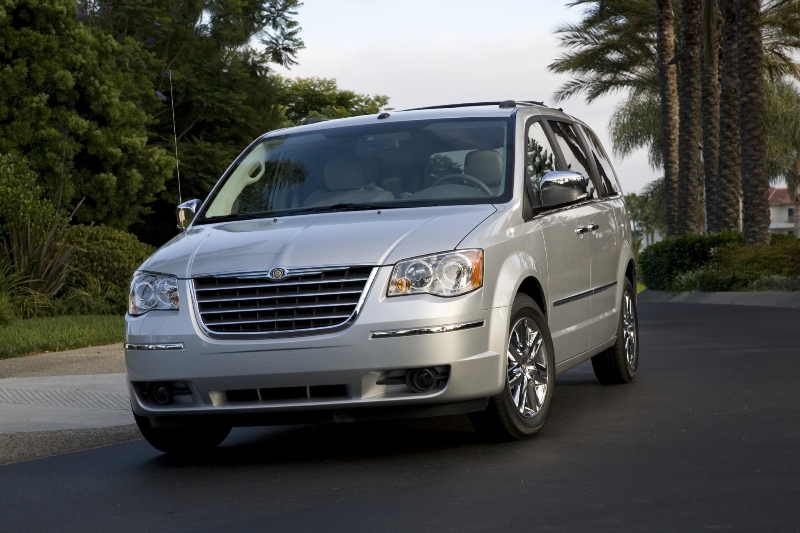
xmin=142 ymin=205 xmax=497 ymax=278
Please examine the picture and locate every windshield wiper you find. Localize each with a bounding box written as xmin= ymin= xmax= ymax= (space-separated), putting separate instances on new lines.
xmin=197 ymin=212 xmax=270 ymax=224
xmin=284 ymin=203 xmax=396 ymax=215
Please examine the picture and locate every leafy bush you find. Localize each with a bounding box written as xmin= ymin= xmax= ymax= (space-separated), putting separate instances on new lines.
xmin=692 ymin=237 xmax=800 ymax=292
xmin=644 ymin=233 xmax=800 ymax=292
xmin=0 ymin=292 xmax=17 ymax=328
xmin=638 ymin=231 xmax=743 ymax=290
xmin=63 ymin=226 xmax=154 ymax=313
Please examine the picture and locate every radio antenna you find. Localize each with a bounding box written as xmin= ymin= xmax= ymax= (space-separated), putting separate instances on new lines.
xmin=168 ymin=70 xmax=182 ymax=204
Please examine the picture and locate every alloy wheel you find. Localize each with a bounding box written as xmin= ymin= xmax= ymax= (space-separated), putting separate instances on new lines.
xmin=507 ymin=317 xmax=548 ymax=418
xmin=623 ymin=291 xmax=637 ymax=371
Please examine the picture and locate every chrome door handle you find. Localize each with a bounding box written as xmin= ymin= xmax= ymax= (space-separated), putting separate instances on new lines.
xmin=587 ymin=223 xmax=599 ymax=231
xmin=575 ymin=226 xmax=589 ymax=235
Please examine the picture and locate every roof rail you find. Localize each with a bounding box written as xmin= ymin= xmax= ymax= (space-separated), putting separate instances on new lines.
xmin=402 ymin=100 xmax=547 ymax=111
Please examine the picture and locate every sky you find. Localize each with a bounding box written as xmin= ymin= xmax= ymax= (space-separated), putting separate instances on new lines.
xmin=273 ymin=0 xmax=660 ymax=194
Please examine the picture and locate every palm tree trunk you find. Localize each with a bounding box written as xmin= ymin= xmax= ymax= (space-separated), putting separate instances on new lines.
xmin=657 ymin=0 xmax=680 ymax=236
xmin=701 ymin=0 xmax=722 ymax=234
xmin=736 ymin=0 xmax=770 ymax=244
xmin=717 ymin=0 xmax=742 ymax=232
xmin=678 ymin=0 xmax=703 ymax=235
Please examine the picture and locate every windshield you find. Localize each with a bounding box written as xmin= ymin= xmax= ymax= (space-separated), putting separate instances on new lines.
xmin=199 ymin=117 xmax=514 ymax=221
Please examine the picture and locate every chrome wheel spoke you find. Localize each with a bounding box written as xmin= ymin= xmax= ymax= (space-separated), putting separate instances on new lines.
xmin=517 ymin=375 xmax=529 ymax=413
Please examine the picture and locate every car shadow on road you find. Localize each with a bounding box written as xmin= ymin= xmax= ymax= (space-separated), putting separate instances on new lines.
xmin=143 ymin=362 xmax=608 ymax=470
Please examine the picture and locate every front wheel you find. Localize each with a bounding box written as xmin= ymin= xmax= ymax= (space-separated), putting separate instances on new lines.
xmin=134 ymin=412 xmax=231 ymax=455
xmin=469 ymin=294 xmax=555 ymax=440
xmin=591 ymin=278 xmax=639 ymax=384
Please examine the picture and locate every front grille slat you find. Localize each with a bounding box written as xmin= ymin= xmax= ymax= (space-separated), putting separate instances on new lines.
xmin=200 ymin=301 xmax=359 ymax=315
xmin=193 ymin=266 xmax=373 ymax=336
xmin=198 ymin=289 xmax=363 ymax=304
xmin=203 ymin=314 xmax=353 ymax=327
xmin=194 ymin=276 xmax=371 ymax=292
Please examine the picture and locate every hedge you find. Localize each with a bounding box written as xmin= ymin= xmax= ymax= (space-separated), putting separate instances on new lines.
xmin=639 ymin=231 xmax=743 ymax=290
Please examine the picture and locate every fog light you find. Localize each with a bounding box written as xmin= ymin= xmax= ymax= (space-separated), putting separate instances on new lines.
xmin=406 ymin=368 xmax=438 ymax=393
xmin=148 ymin=382 xmax=172 ymax=405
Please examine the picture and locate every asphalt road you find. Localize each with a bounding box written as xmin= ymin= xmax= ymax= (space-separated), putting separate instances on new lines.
xmin=2 ymin=302 xmax=799 ymax=532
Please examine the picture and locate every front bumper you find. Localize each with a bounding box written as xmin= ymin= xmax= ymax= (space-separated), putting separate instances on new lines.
xmin=126 ymin=267 xmax=509 ymax=423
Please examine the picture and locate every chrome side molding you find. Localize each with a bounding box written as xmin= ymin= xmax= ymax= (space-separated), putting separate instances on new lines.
xmin=371 ymin=320 xmax=485 ymax=339
xmin=124 ymin=343 xmax=185 ymax=350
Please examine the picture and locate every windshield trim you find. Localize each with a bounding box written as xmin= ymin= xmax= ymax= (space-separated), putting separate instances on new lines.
xmin=194 ymin=116 xmax=516 ymax=224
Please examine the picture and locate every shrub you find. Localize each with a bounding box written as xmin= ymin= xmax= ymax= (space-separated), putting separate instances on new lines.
xmin=696 ymin=238 xmax=800 ymax=292
xmin=0 ymin=292 xmax=16 ymax=327
xmin=63 ymin=226 xmax=154 ymax=313
xmin=638 ymin=231 xmax=743 ymax=290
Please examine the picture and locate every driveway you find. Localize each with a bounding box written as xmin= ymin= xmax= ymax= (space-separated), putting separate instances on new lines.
xmin=1 ymin=301 xmax=798 ymax=532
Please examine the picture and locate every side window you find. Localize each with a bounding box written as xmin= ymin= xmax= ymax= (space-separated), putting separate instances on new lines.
xmin=547 ymin=120 xmax=596 ymax=198
xmin=525 ymin=121 xmax=560 ymax=202
xmin=580 ymin=124 xmax=621 ymax=195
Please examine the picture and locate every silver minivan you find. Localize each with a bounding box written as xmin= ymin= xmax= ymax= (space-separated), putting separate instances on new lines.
xmin=126 ymin=101 xmax=639 ymax=453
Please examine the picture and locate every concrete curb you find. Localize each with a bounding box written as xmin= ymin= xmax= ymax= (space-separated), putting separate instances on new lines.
xmin=0 ymin=424 xmax=141 ymax=466
xmin=638 ymin=289 xmax=800 ymax=309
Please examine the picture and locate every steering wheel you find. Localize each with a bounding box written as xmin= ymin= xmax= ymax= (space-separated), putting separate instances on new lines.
xmin=430 ymin=173 xmax=493 ymax=196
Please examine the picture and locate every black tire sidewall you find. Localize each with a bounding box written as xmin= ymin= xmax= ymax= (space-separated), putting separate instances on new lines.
xmin=499 ymin=295 xmax=556 ymax=436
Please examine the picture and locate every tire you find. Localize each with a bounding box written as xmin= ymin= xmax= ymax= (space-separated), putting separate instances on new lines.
xmin=591 ymin=278 xmax=639 ymax=384
xmin=469 ymin=294 xmax=556 ymax=441
xmin=134 ymin=412 xmax=231 ymax=455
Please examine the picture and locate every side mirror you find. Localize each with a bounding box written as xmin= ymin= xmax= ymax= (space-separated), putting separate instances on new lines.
xmin=539 ymin=171 xmax=590 ymax=208
xmin=176 ymin=199 xmax=201 ymax=231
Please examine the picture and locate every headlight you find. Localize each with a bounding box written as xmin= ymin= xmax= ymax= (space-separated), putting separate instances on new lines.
xmin=388 ymin=249 xmax=483 ymax=297
xmin=129 ymin=271 xmax=179 ymax=316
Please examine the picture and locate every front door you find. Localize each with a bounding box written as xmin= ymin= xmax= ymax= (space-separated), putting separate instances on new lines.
xmin=540 ymin=207 xmax=595 ymax=362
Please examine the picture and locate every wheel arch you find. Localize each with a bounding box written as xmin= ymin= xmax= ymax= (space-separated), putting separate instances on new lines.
xmin=516 ymin=276 xmax=547 ymax=319
xmin=625 ymin=258 xmax=637 ymax=288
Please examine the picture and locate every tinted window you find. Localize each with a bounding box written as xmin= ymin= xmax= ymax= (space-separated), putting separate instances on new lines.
xmin=547 ymin=121 xmax=597 ymax=199
xmin=580 ymin=124 xmax=620 ymax=195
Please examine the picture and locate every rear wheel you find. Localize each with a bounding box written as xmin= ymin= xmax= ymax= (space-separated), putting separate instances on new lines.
xmin=591 ymin=278 xmax=639 ymax=384
xmin=469 ymin=294 xmax=555 ymax=440
xmin=134 ymin=412 xmax=231 ymax=455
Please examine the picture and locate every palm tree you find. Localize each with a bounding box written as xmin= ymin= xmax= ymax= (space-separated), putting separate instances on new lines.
xmin=657 ymin=0 xmax=680 ymax=236
xmin=550 ymin=0 xmax=800 ymax=237
xmin=701 ymin=0 xmax=722 ymax=233
xmin=737 ymin=0 xmax=770 ymax=244
xmin=766 ymin=77 xmax=800 ymax=238
xmin=718 ymin=0 xmax=743 ymax=232
xmin=678 ymin=0 xmax=703 ymax=234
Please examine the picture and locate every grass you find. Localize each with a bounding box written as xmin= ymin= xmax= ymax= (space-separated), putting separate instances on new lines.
xmin=637 ymin=281 xmax=646 ymax=294
xmin=0 ymin=315 xmax=124 ymax=360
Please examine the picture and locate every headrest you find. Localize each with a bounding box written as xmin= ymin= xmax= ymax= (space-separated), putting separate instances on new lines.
xmin=324 ymin=157 xmax=365 ymax=191
xmin=360 ymin=156 xmax=382 ymax=187
xmin=464 ymin=150 xmax=504 ymax=187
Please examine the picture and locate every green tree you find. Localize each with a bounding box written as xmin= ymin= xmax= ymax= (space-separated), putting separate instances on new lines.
xmin=80 ymin=0 xmax=305 ymax=245
xmin=552 ymin=0 xmax=800 ymax=238
xmin=0 ymin=0 xmax=173 ymax=229
xmin=275 ymin=76 xmax=390 ymax=124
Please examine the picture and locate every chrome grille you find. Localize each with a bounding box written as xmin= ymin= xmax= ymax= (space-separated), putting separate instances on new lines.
xmin=193 ymin=266 xmax=374 ymax=335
